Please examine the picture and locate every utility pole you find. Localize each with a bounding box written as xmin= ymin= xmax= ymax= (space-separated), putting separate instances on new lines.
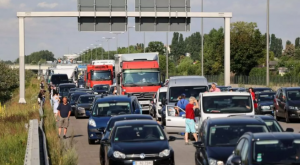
xmin=110 ymin=32 xmax=124 ymax=54
xmin=266 ymin=0 xmax=270 ymax=86
xmin=128 ymin=26 xmax=135 ymax=53
xmin=166 ymin=32 xmax=169 ymax=79
xmin=201 ymin=0 xmax=204 ymax=76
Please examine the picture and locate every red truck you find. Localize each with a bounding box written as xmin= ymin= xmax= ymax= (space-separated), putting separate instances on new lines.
xmin=85 ymin=64 xmax=114 ymax=89
xmin=114 ymin=53 xmax=161 ymax=113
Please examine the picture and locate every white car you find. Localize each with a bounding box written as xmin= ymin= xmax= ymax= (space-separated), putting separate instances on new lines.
xmin=150 ymin=87 xmax=167 ymax=121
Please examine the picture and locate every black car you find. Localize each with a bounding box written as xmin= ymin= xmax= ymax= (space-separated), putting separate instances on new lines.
xmin=75 ymin=94 xmax=95 ymax=118
xmin=69 ymin=92 xmax=88 ymax=115
xmin=229 ymin=115 xmax=294 ymax=132
xmin=69 ymin=88 xmax=78 ymax=92
xmin=92 ymin=84 xmax=110 ymax=95
xmin=58 ymin=83 xmax=76 ymax=99
xmin=255 ymin=92 xmax=276 ymax=114
xmin=100 ymin=120 xmax=176 ymax=165
xmin=99 ymin=114 xmax=153 ymax=165
xmin=274 ymin=87 xmax=300 ymax=123
xmin=226 ymin=132 xmax=300 ymax=165
xmin=50 ymin=74 xmax=69 ymax=87
xmin=193 ymin=117 xmax=270 ymax=165
xmin=252 ymin=87 xmax=273 ymax=94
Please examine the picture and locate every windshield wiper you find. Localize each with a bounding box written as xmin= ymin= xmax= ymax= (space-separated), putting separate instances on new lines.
xmin=124 ymin=83 xmax=138 ymax=87
xmin=144 ymin=82 xmax=159 ymax=86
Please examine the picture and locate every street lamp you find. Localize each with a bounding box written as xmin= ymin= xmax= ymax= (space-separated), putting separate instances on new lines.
xmin=266 ymin=0 xmax=270 ymax=86
xmin=110 ymin=32 xmax=124 ymax=54
xmin=102 ymin=37 xmax=115 ymax=59
xmin=127 ymin=26 xmax=135 ymax=53
xmin=201 ymin=0 xmax=204 ymax=76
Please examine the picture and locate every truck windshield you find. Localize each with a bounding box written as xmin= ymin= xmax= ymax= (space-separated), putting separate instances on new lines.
xmin=123 ymin=69 xmax=160 ymax=87
xmin=169 ymin=86 xmax=207 ymax=102
xmin=91 ymin=71 xmax=111 ymax=81
xmin=203 ymin=95 xmax=253 ymax=113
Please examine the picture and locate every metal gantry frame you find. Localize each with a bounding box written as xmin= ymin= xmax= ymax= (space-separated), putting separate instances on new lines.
xmin=17 ymin=11 xmax=232 ymax=103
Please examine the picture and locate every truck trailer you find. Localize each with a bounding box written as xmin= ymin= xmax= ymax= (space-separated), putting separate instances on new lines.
xmin=114 ymin=52 xmax=161 ymax=113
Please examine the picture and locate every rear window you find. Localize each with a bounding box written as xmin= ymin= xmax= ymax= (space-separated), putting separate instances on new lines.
xmin=51 ymin=75 xmax=68 ymax=84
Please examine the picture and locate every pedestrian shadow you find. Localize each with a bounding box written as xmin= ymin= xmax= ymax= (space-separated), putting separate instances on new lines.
xmin=72 ymin=134 xmax=83 ymax=138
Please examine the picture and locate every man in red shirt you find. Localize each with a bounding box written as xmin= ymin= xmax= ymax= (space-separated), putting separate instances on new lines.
xmin=184 ymin=96 xmax=198 ymax=145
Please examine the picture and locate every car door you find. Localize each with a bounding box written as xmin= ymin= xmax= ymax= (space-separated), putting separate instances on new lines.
xmin=240 ymin=139 xmax=250 ymax=165
xmin=278 ymin=90 xmax=285 ymax=117
xmin=165 ymin=105 xmax=186 ymax=133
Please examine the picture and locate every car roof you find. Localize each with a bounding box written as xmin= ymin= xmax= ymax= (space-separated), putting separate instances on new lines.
xmin=256 ymin=92 xmax=276 ymax=95
xmin=109 ymin=114 xmax=153 ymax=121
xmin=202 ymin=92 xmax=250 ymax=96
xmin=71 ymin=92 xmax=87 ymax=96
xmin=114 ymin=120 xmax=158 ymax=127
xmin=229 ymin=115 xmax=275 ymax=120
xmin=282 ymin=87 xmax=300 ymax=90
xmin=252 ymin=132 xmax=300 ymax=140
xmin=79 ymin=94 xmax=95 ymax=97
xmin=95 ymin=95 xmax=134 ymax=103
xmin=207 ymin=117 xmax=266 ymax=125
xmin=253 ymin=87 xmax=272 ymax=89
xmin=59 ymin=83 xmax=76 ymax=86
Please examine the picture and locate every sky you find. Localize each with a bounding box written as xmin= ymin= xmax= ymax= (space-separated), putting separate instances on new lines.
xmin=0 ymin=0 xmax=300 ymax=61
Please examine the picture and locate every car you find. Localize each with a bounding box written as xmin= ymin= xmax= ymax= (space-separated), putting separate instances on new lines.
xmin=69 ymin=88 xmax=78 ymax=92
xmin=255 ymin=92 xmax=276 ymax=114
xmin=99 ymin=114 xmax=153 ymax=165
xmin=100 ymin=120 xmax=176 ymax=165
xmin=193 ymin=117 xmax=270 ymax=165
xmin=50 ymin=74 xmax=69 ymax=87
xmin=150 ymin=87 xmax=167 ymax=121
xmin=75 ymin=94 xmax=95 ymax=119
xmin=92 ymin=84 xmax=110 ymax=95
xmin=108 ymin=84 xmax=116 ymax=94
xmin=228 ymin=87 xmax=246 ymax=92
xmin=58 ymin=83 xmax=76 ymax=99
xmin=69 ymin=92 xmax=88 ymax=115
xmin=252 ymin=87 xmax=273 ymax=94
xmin=274 ymin=87 xmax=300 ymax=123
xmin=77 ymin=79 xmax=85 ymax=88
xmin=229 ymin=115 xmax=294 ymax=132
xmin=226 ymin=132 xmax=300 ymax=165
xmin=87 ymin=95 xmax=143 ymax=144
xmin=217 ymin=86 xmax=230 ymax=92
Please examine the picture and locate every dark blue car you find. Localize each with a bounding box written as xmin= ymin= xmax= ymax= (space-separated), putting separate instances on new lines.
xmin=87 ymin=95 xmax=142 ymax=144
xmin=255 ymin=92 xmax=275 ymax=114
xmin=92 ymin=84 xmax=110 ymax=95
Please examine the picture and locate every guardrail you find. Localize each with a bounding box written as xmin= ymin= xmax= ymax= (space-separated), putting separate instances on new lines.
xmin=24 ymin=102 xmax=49 ymax=165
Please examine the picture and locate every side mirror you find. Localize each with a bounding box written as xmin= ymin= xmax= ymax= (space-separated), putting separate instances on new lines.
xmin=193 ymin=141 xmax=204 ymax=148
xmin=168 ymin=136 xmax=176 ymax=141
xmin=286 ymin=128 xmax=294 ymax=132
xmin=100 ymin=139 xmax=110 ymax=145
xmin=231 ymin=155 xmax=242 ymax=165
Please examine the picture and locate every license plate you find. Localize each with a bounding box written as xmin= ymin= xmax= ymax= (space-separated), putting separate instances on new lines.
xmin=133 ymin=161 xmax=153 ymax=165
xmin=139 ymin=101 xmax=150 ymax=104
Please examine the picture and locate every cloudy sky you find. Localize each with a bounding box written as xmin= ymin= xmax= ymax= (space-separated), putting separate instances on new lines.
xmin=0 ymin=0 xmax=299 ymax=61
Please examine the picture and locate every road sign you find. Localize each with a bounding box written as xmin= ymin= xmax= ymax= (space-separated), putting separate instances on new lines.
xmin=77 ymin=0 xmax=127 ymax=31
xmin=135 ymin=0 xmax=191 ymax=31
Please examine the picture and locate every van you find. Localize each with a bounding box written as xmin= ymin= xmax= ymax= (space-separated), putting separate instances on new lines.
xmin=50 ymin=74 xmax=69 ymax=87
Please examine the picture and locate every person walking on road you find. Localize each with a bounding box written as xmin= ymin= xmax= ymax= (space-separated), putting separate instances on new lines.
xmin=52 ymin=93 xmax=60 ymax=120
xmin=177 ymin=94 xmax=188 ymax=110
xmin=38 ymin=89 xmax=45 ymax=106
xmin=209 ymin=83 xmax=220 ymax=92
xmin=57 ymin=97 xmax=71 ymax=139
xmin=49 ymin=85 xmax=57 ymax=107
xmin=184 ymin=96 xmax=198 ymax=145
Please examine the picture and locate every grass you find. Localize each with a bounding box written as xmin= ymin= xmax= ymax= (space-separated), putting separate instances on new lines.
xmin=0 ymin=79 xmax=40 ymax=165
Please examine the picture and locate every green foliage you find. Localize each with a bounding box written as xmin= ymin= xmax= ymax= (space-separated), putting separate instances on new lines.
xmin=0 ymin=62 xmax=19 ymax=103
xmin=159 ymin=55 xmax=175 ymax=79
xmin=16 ymin=50 xmax=56 ymax=64
xmin=176 ymin=57 xmax=201 ymax=76
xmin=249 ymin=67 xmax=266 ymax=77
xmin=270 ymin=34 xmax=283 ymax=57
xmin=185 ymin=32 xmax=202 ymax=61
xmin=296 ymin=37 xmax=300 ymax=49
xmin=170 ymin=32 xmax=180 ymax=62
xmin=146 ymin=41 xmax=165 ymax=55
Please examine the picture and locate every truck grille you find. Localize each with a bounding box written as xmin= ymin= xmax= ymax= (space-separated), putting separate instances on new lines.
xmin=130 ymin=92 xmax=155 ymax=99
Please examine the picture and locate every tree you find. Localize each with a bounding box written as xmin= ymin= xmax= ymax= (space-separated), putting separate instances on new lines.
xmin=284 ymin=44 xmax=295 ymax=56
xmin=16 ymin=50 xmax=56 ymax=64
xmin=159 ymin=55 xmax=175 ymax=80
xmin=249 ymin=67 xmax=266 ymax=77
xmin=286 ymin=40 xmax=292 ymax=46
xmin=146 ymin=41 xmax=165 ymax=55
xmin=295 ymin=37 xmax=300 ymax=49
xmin=178 ymin=34 xmax=185 ymax=57
xmin=257 ymin=50 xmax=275 ymax=65
xmin=170 ymin=32 xmax=180 ymax=61
xmin=230 ymin=22 xmax=265 ymax=75
xmin=184 ymin=32 xmax=202 ymax=61
xmin=0 ymin=62 xmax=19 ymax=103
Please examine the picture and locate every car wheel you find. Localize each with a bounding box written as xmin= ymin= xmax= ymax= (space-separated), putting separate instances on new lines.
xmin=88 ymin=139 xmax=94 ymax=144
xmin=99 ymin=146 xmax=105 ymax=165
xmin=285 ymin=111 xmax=290 ymax=123
xmin=75 ymin=111 xmax=78 ymax=119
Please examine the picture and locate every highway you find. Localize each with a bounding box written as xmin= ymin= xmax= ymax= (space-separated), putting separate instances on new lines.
xmin=65 ymin=115 xmax=300 ymax=165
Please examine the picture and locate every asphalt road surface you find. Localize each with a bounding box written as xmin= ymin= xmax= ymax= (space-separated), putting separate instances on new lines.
xmin=65 ymin=116 xmax=300 ymax=165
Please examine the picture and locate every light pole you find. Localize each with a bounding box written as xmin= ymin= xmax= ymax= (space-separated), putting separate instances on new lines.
xmin=201 ymin=0 xmax=204 ymax=76
xmin=102 ymin=37 xmax=115 ymax=59
xmin=127 ymin=26 xmax=135 ymax=53
xmin=110 ymin=32 xmax=124 ymax=54
xmin=266 ymin=0 xmax=270 ymax=86
xmin=166 ymin=32 xmax=169 ymax=79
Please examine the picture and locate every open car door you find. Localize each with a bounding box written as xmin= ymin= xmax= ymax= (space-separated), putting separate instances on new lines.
xmin=165 ymin=105 xmax=186 ymax=133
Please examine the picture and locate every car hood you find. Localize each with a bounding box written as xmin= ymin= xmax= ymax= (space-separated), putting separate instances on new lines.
xmin=288 ymin=100 xmax=300 ymax=106
xmin=207 ymin=146 xmax=235 ymax=162
xmin=90 ymin=116 xmax=111 ymax=128
xmin=258 ymin=101 xmax=273 ymax=106
xmin=94 ymin=90 xmax=108 ymax=93
xmin=113 ymin=141 xmax=169 ymax=154
xmin=77 ymin=103 xmax=92 ymax=109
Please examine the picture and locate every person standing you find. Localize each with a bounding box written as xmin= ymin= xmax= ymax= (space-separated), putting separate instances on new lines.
xmin=184 ymin=96 xmax=198 ymax=145
xmin=52 ymin=93 xmax=60 ymax=120
xmin=249 ymin=87 xmax=257 ymax=109
xmin=177 ymin=94 xmax=188 ymax=110
xmin=57 ymin=97 xmax=71 ymax=139
xmin=40 ymin=80 xmax=44 ymax=90
xmin=38 ymin=89 xmax=45 ymax=106
xmin=113 ymin=86 xmax=118 ymax=95
xmin=209 ymin=83 xmax=221 ymax=92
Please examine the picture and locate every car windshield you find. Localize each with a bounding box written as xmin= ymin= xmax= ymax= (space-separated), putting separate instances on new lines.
xmin=286 ymin=90 xmax=300 ymax=101
xmin=113 ymin=125 xmax=165 ymax=142
xmin=91 ymin=71 xmax=111 ymax=81
xmin=203 ymin=95 xmax=253 ymax=113
xmin=208 ymin=125 xmax=268 ymax=146
xmin=169 ymin=86 xmax=207 ymax=102
xmin=92 ymin=102 xmax=131 ymax=116
xmin=258 ymin=94 xmax=275 ymax=102
xmin=122 ymin=69 xmax=160 ymax=87
xmin=107 ymin=118 xmax=152 ymax=131
xmin=159 ymin=92 xmax=167 ymax=102
xmin=60 ymin=86 xmax=75 ymax=93
xmin=51 ymin=75 xmax=68 ymax=84
xmin=263 ymin=120 xmax=283 ymax=132
xmin=78 ymin=96 xmax=95 ymax=104
xmin=253 ymin=139 xmax=300 ymax=164
xmin=93 ymin=85 xmax=109 ymax=91
xmin=71 ymin=94 xmax=81 ymax=102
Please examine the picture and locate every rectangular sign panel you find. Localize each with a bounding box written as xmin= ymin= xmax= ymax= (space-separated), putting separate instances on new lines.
xmin=135 ymin=0 xmax=190 ymax=31
xmin=78 ymin=0 xmax=127 ymax=31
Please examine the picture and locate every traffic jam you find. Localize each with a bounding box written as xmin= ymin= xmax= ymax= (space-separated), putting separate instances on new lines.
xmin=47 ymin=53 xmax=300 ymax=165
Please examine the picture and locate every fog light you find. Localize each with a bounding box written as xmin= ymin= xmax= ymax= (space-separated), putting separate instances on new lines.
xmin=90 ymin=134 xmax=93 ymax=137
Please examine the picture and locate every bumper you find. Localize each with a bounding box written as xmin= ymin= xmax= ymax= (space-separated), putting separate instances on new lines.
xmin=287 ymin=110 xmax=300 ymax=119
xmin=77 ymin=110 xmax=91 ymax=117
xmin=87 ymin=128 xmax=104 ymax=140
xmin=108 ymin=157 xmax=174 ymax=165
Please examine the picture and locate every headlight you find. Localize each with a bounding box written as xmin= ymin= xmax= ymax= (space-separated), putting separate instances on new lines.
xmin=261 ymin=106 xmax=270 ymax=110
xmin=89 ymin=119 xmax=96 ymax=127
xmin=78 ymin=107 xmax=85 ymax=111
xmin=209 ymin=158 xmax=224 ymax=165
xmin=159 ymin=149 xmax=170 ymax=157
xmin=113 ymin=151 xmax=126 ymax=159
xmin=122 ymin=89 xmax=126 ymax=92
xmin=289 ymin=106 xmax=298 ymax=110
xmin=94 ymin=92 xmax=98 ymax=94
xmin=71 ymin=105 xmax=75 ymax=107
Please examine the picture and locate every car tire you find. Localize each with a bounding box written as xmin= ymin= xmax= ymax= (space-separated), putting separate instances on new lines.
xmin=285 ymin=111 xmax=290 ymax=123
xmin=88 ymin=139 xmax=94 ymax=144
xmin=99 ymin=146 xmax=105 ymax=165
xmin=75 ymin=111 xmax=78 ymax=119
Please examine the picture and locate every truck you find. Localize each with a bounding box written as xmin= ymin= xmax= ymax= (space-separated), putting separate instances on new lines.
xmin=84 ymin=64 xmax=114 ymax=89
xmin=51 ymin=64 xmax=78 ymax=83
xmin=114 ymin=52 xmax=161 ymax=113
xmin=92 ymin=60 xmax=115 ymax=78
